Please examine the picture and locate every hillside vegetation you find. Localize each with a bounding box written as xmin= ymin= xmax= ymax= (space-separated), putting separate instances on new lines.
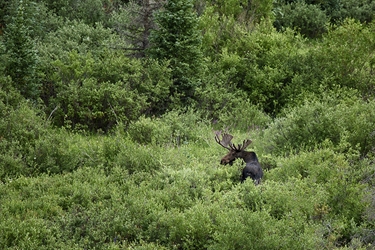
xmin=1 ymin=0 xmax=375 ymax=249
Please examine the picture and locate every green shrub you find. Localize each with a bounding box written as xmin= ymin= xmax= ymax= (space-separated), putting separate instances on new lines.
xmin=217 ymin=100 xmax=271 ymax=132
xmin=41 ymin=0 xmax=110 ymax=25
xmin=200 ymin=23 xmax=309 ymax=115
xmin=52 ymin=78 xmax=146 ymax=132
xmin=51 ymin=168 xmax=136 ymax=248
xmin=40 ymin=46 xmax=173 ymax=131
xmin=0 ymin=167 xmax=134 ymax=249
xmin=127 ymin=109 xmax=211 ymax=146
xmin=263 ymin=92 xmax=375 ymax=156
xmin=38 ymin=20 xmax=119 ymax=61
xmin=0 ymin=217 xmax=59 ymax=249
xmin=198 ymin=7 xmax=240 ymax=59
xmin=274 ymin=1 xmax=328 ymax=38
xmin=266 ymin=147 xmax=369 ymax=245
xmin=0 ymin=176 xmax=61 ymax=249
xmin=0 ymin=96 xmax=120 ymax=178
xmin=285 ymin=21 xmax=375 ymax=102
xmin=209 ymin=206 xmax=321 ymax=250
xmin=114 ymin=137 xmax=163 ymax=174
xmin=29 ymin=129 xmax=95 ymax=174
xmin=330 ymin=0 xmax=375 ymax=24
xmin=122 ymin=241 xmax=170 ymax=250
xmin=135 ymin=59 xmax=173 ymax=115
xmin=146 ymin=203 xmax=214 ymax=249
xmin=126 ymin=116 xmax=173 ymax=145
xmin=196 ymin=78 xmax=271 ymax=131
xmin=267 ymin=147 xmax=353 ymax=183
xmin=312 ymin=20 xmax=375 ymax=96
xmin=0 ymin=100 xmax=48 ymax=179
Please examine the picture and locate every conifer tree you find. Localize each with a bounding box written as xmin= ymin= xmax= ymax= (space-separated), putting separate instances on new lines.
xmin=148 ymin=0 xmax=203 ymax=105
xmin=4 ymin=0 xmax=39 ymax=100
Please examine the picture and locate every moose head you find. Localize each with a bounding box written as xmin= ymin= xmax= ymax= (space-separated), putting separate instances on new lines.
xmin=215 ymin=131 xmax=263 ymax=185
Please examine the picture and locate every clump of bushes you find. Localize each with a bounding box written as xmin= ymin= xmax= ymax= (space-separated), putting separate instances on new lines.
xmin=0 ymin=86 xmax=47 ymax=179
xmin=43 ymin=50 xmax=172 ymax=132
xmin=262 ymin=90 xmax=375 ymax=156
xmin=127 ymin=109 xmax=212 ymax=146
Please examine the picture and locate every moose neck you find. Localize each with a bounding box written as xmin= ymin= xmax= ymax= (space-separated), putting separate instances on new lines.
xmin=237 ymin=151 xmax=258 ymax=163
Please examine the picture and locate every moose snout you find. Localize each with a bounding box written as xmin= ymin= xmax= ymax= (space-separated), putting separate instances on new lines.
xmin=220 ymin=158 xmax=234 ymax=165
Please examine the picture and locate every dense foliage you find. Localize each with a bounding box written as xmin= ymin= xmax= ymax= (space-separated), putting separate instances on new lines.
xmin=1 ymin=0 xmax=375 ymax=249
xmin=148 ymin=0 xmax=203 ymax=104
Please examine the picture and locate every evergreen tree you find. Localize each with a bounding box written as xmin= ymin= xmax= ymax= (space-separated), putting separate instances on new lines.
xmin=148 ymin=0 xmax=203 ymax=105
xmin=111 ymin=0 xmax=162 ymax=58
xmin=4 ymin=0 xmax=39 ymax=100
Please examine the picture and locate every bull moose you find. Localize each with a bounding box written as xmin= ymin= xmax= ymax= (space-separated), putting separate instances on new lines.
xmin=215 ymin=131 xmax=263 ymax=185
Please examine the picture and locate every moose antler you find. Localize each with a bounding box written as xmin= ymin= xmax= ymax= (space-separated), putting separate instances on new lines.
xmin=214 ymin=131 xmax=233 ymax=150
xmin=233 ymin=139 xmax=252 ymax=151
xmin=215 ymin=131 xmax=252 ymax=151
